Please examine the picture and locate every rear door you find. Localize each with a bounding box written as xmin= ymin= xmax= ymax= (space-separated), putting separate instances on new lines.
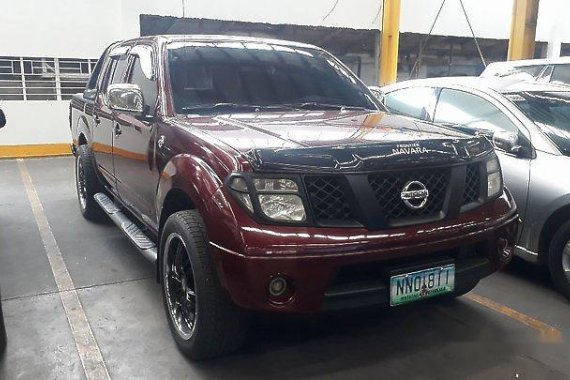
xmin=113 ymin=45 xmax=160 ymax=224
xmin=92 ymin=52 xmax=130 ymax=188
xmin=433 ymin=88 xmax=531 ymax=222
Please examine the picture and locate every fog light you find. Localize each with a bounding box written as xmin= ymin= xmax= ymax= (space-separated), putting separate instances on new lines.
xmin=268 ymin=276 xmax=288 ymax=297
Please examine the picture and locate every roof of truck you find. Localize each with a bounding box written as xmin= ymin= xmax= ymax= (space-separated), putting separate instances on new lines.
xmin=120 ymin=34 xmax=321 ymax=50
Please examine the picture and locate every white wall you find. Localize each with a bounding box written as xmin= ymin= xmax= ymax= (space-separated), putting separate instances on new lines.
xmin=0 ymin=0 xmax=568 ymax=147
xmin=3 ymin=0 xmax=570 ymax=59
xmin=0 ymin=102 xmax=71 ymax=145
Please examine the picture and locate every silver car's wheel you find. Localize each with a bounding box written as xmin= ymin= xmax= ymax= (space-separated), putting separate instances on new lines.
xmin=548 ymin=221 xmax=570 ymax=301
xmin=164 ymin=233 xmax=197 ymax=340
xmin=562 ymin=242 xmax=570 ymax=283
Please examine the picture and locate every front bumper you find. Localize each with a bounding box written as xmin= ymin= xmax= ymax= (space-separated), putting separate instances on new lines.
xmin=209 ymin=191 xmax=519 ymax=314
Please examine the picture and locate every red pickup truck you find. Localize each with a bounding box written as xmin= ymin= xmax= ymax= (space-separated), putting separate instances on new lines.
xmin=70 ymin=35 xmax=519 ymax=359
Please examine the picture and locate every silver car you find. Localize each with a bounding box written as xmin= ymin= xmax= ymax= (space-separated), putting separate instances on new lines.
xmin=481 ymin=57 xmax=570 ymax=86
xmin=381 ymin=77 xmax=570 ymax=300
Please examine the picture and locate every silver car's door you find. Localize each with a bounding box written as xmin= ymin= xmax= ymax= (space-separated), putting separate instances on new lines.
xmin=433 ymin=88 xmax=532 ymax=222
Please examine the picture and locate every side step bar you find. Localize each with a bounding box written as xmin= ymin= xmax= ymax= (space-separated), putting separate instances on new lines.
xmin=94 ymin=193 xmax=158 ymax=264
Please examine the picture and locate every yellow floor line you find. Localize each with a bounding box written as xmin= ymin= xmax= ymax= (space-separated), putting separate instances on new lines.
xmin=466 ymin=293 xmax=563 ymax=343
xmin=0 ymin=143 xmax=72 ymax=159
xmin=17 ymin=159 xmax=110 ymax=380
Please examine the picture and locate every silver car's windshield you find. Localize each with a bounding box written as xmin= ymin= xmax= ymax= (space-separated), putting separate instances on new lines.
xmin=506 ymin=91 xmax=570 ymax=155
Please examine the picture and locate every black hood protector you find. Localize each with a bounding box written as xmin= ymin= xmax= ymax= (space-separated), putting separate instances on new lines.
xmin=246 ymin=137 xmax=493 ymax=173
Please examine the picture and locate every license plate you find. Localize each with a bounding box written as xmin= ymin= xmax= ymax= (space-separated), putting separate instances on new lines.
xmin=390 ymin=264 xmax=455 ymax=306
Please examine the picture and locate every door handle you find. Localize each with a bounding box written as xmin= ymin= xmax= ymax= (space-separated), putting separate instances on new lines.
xmin=114 ymin=123 xmax=122 ymax=137
xmin=94 ymin=114 xmax=100 ymax=125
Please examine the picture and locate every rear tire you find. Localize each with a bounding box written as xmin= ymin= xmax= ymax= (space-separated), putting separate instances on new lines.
xmin=75 ymin=145 xmax=106 ymax=222
xmin=160 ymin=210 xmax=248 ymax=360
xmin=548 ymin=221 xmax=570 ymax=301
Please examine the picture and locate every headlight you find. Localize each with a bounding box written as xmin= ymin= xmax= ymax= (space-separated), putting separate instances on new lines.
xmin=259 ymin=194 xmax=306 ymax=221
xmin=228 ymin=176 xmax=307 ymax=223
xmin=254 ymin=178 xmax=299 ymax=192
xmin=486 ymin=157 xmax=503 ymax=198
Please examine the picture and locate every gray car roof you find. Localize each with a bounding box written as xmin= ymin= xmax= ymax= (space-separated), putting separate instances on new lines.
xmin=384 ymin=76 xmax=570 ymax=95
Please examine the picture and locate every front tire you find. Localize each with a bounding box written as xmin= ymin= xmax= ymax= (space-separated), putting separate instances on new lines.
xmin=160 ymin=210 xmax=248 ymax=360
xmin=548 ymin=221 xmax=570 ymax=301
xmin=75 ymin=145 xmax=106 ymax=221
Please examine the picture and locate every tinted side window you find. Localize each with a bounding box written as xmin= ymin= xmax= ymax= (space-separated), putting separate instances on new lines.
xmin=110 ymin=57 xmax=129 ymax=85
xmin=434 ymin=89 xmax=518 ymax=134
xmin=128 ymin=56 xmax=158 ymax=109
xmin=100 ymin=56 xmax=128 ymax=95
xmin=550 ymin=65 xmax=570 ymax=85
xmin=384 ymin=87 xmax=437 ymax=121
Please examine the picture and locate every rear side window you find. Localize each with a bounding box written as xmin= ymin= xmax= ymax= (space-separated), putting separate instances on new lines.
xmin=434 ymin=89 xmax=518 ymax=135
xmin=86 ymin=57 xmax=103 ymax=90
xmin=384 ymin=87 xmax=437 ymax=121
xmin=550 ymin=65 xmax=570 ymax=85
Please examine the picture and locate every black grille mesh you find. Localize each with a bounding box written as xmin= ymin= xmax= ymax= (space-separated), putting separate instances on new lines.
xmin=463 ymin=164 xmax=481 ymax=205
xmin=368 ymin=168 xmax=450 ymax=220
xmin=305 ymin=176 xmax=353 ymax=222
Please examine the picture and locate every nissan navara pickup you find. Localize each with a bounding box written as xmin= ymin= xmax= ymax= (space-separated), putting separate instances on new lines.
xmin=70 ymin=35 xmax=519 ymax=359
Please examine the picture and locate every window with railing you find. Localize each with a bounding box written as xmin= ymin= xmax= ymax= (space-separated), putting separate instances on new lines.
xmin=0 ymin=57 xmax=97 ymax=101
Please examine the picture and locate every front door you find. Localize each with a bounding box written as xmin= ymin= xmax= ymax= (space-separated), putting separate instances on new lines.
xmin=113 ymin=46 xmax=160 ymax=226
xmin=433 ymin=88 xmax=531 ymax=222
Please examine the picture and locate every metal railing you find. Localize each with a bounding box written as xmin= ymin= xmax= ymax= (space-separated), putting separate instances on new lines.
xmin=0 ymin=56 xmax=97 ymax=101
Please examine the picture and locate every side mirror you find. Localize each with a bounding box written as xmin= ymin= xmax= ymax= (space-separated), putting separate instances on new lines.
xmin=83 ymin=88 xmax=97 ymax=101
xmin=493 ymin=131 xmax=521 ymax=154
xmin=368 ymin=86 xmax=385 ymax=103
xmin=107 ymin=83 xmax=144 ymax=115
xmin=0 ymin=108 xmax=5 ymax=129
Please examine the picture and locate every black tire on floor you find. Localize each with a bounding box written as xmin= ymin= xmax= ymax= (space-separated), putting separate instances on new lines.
xmin=75 ymin=145 xmax=106 ymax=222
xmin=160 ymin=210 xmax=248 ymax=360
xmin=548 ymin=220 xmax=570 ymax=301
xmin=0 ymin=298 xmax=6 ymax=356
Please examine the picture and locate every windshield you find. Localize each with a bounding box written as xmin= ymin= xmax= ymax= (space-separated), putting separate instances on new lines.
xmin=506 ymin=91 xmax=570 ymax=155
xmin=167 ymin=41 xmax=379 ymax=114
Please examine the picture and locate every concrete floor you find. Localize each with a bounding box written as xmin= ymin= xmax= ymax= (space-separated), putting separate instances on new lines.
xmin=0 ymin=156 xmax=569 ymax=380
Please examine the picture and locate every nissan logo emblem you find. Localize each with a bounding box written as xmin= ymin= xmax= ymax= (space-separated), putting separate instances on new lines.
xmin=400 ymin=181 xmax=429 ymax=210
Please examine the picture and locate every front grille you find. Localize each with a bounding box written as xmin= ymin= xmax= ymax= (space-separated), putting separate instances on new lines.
xmin=368 ymin=168 xmax=450 ymax=220
xmin=463 ymin=163 xmax=481 ymax=205
xmin=302 ymin=162 xmax=484 ymax=227
xmin=305 ymin=176 xmax=353 ymax=222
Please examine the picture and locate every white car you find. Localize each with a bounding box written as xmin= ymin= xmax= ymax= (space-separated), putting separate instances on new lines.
xmin=481 ymin=57 xmax=570 ymax=85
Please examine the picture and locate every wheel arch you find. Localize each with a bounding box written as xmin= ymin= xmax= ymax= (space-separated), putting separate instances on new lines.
xmin=155 ymin=154 xmax=226 ymax=278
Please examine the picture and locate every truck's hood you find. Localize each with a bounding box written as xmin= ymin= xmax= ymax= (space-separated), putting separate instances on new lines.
xmin=176 ymin=110 xmax=493 ymax=172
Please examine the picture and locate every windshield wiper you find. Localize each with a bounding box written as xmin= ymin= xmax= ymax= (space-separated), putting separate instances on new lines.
xmin=280 ymin=102 xmax=369 ymax=111
xmin=181 ymin=103 xmax=306 ymax=113
xmin=181 ymin=103 xmax=263 ymax=112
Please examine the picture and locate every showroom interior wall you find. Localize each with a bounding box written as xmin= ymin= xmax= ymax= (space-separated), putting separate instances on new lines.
xmin=0 ymin=0 xmax=566 ymax=156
